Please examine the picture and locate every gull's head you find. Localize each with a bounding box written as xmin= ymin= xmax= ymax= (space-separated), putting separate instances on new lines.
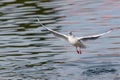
xmin=68 ymin=31 xmax=73 ymax=36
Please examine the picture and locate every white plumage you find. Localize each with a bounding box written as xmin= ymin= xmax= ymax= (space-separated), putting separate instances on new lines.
xmin=37 ymin=19 xmax=113 ymax=54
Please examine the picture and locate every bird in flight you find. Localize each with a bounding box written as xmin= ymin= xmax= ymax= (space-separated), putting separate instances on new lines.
xmin=37 ymin=19 xmax=113 ymax=54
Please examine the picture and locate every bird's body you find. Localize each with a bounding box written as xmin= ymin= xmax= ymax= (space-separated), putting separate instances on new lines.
xmin=68 ymin=36 xmax=85 ymax=48
xmin=37 ymin=18 xmax=114 ymax=54
xmin=68 ymin=36 xmax=78 ymax=46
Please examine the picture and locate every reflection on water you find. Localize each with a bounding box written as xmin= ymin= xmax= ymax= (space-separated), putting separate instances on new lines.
xmin=0 ymin=0 xmax=120 ymax=80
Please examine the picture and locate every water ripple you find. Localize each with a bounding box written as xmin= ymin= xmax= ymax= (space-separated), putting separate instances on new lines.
xmin=0 ymin=0 xmax=120 ymax=80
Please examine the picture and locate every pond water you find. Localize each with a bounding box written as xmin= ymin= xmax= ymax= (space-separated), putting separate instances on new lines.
xmin=0 ymin=0 xmax=120 ymax=80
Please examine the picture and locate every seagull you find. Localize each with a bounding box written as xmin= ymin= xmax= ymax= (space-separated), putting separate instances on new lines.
xmin=37 ymin=19 xmax=113 ymax=54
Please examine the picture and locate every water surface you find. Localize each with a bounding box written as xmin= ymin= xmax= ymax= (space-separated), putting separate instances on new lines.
xmin=0 ymin=0 xmax=120 ymax=80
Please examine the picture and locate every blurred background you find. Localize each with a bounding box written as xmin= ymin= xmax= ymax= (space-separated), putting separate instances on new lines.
xmin=0 ymin=0 xmax=120 ymax=80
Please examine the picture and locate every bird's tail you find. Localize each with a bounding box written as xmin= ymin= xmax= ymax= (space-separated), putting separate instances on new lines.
xmin=79 ymin=40 xmax=86 ymax=48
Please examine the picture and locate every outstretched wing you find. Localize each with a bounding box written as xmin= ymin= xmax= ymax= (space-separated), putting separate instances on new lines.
xmin=37 ymin=18 xmax=68 ymax=41
xmin=78 ymin=29 xmax=112 ymax=41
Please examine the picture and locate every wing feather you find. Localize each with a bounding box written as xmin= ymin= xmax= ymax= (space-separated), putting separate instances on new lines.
xmin=37 ymin=18 xmax=68 ymax=41
xmin=78 ymin=29 xmax=112 ymax=41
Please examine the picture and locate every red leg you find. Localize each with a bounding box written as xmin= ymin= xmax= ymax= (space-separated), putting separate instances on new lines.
xmin=79 ymin=47 xmax=82 ymax=54
xmin=79 ymin=50 xmax=82 ymax=54
xmin=76 ymin=46 xmax=79 ymax=54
